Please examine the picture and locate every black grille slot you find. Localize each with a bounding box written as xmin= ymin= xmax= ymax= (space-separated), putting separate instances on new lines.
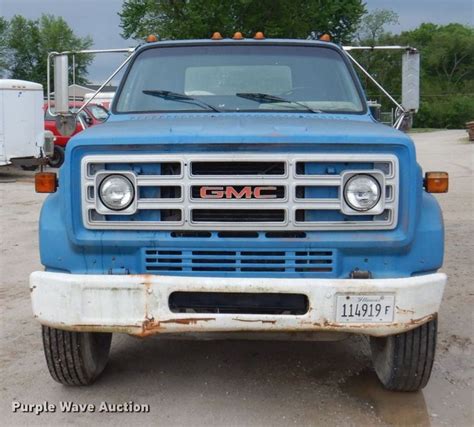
xmin=192 ymin=209 xmax=285 ymax=223
xmin=139 ymin=186 xmax=182 ymax=199
xmin=171 ymin=231 xmax=212 ymax=238
xmin=217 ymin=231 xmax=259 ymax=238
xmin=90 ymin=162 xmax=181 ymax=176
xmin=266 ymin=231 xmax=307 ymax=238
xmin=169 ymin=292 xmax=309 ymax=315
xmin=160 ymin=210 xmax=182 ymax=221
xmin=191 ymin=161 xmax=285 ymax=175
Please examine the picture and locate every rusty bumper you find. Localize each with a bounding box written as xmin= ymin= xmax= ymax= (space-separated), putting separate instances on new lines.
xmin=30 ymin=271 xmax=446 ymax=338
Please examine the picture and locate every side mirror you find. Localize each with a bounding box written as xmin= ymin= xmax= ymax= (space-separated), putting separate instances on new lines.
xmin=53 ymin=54 xmax=69 ymax=114
xmin=402 ymin=50 xmax=420 ymax=112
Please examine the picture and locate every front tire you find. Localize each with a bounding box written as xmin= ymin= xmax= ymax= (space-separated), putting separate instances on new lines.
xmin=42 ymin=326 xmax=112 ymax=386
xmin=48 ymin=146 xmax=65 ymax=168
xmin=370 ymin=317 xmax=437 ymax=391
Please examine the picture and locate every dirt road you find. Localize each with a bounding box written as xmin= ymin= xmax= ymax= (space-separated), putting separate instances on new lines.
xmin=0 ymin=130 xmax=472 ymax=426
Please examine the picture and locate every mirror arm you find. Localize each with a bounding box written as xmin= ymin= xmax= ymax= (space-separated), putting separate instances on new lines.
xmin=344 ymin=50 xmax=406 ymax=113
xmin=75 ymin=52 xmax=136 ymax=116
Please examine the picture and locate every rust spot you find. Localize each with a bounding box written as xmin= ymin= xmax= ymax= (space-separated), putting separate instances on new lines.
xmin=396 ymin=305 xmax=415 ymax=315
xmin=133 ymin=317 xmax=216 ymax=337
xmin=313 ymin=313 xmax=436 ymax=333
xmin=409 ymin=313 xmax=435 ymax=325
xmin=159 ymin=318 xmax=215 ymax=325
xmin=232 ymin=318 xmax=277 ymax=325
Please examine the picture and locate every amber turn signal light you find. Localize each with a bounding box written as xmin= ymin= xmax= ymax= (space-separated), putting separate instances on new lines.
xmin=254 ymin=31 xmax=265 ymax=39
xmin=211 ymin=32 xmax=223 ymax=40
xmin=319 ymin=33 xmax=331 ymax=42
xmin=424 ymin=171 xmax=449 ymax=193
xmin=35 ymin=172 xmax=57 ymax=193
xmin=232 ymin=32 xmax=244 ymax=40
xmin=146 ymin=34 xmax=158 ymax=43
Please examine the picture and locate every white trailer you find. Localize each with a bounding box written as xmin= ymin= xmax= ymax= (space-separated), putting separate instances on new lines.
xmin=0 ymin=79 xmax=46 ymax=167
xmin=84 ymin=91 xmax=115 ymax=109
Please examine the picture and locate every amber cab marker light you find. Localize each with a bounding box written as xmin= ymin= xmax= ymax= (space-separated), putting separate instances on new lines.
xmin=254 ymin=31 xmax=265 ymax=39
xmin=232 ymin=32 xmax=244 ymax=40
xmin=425 ymin=171 xmax=449 ymax=193
xmin=35 ymin=172 xmax=57 ymax=193
xmin=319 ymin=33 xmax=331 ymax=42
xmin=211 ymin=32 xmax=223 ymax=40
xmin=146 ymin=34 xmax=158 ymax=43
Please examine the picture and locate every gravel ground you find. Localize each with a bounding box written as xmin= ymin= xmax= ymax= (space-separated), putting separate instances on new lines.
xmin=0 ymin=129 xmax=472 ymax=426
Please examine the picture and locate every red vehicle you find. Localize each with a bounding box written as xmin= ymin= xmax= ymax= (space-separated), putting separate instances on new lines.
xmin=44 ymin=102 xmax=109 ymax=166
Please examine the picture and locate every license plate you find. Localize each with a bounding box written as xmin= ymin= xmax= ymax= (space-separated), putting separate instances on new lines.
xmin=335 ymin=294 xmax=395 ymax=323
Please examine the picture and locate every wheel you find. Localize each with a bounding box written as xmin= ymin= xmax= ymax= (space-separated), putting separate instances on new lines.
xmin=42 ymin=325 xmax=112 ymax=386
xmin=370 ymin=317 xmax=437 ymax=391
xmin=48 ymin=146 xmax=65 ymax=168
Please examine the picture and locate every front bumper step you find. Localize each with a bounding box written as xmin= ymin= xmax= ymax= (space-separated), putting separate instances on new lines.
xmin=30 ymin=271 xmax=446 ymax=337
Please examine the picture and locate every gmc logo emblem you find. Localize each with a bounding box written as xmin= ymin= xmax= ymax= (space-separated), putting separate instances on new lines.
xmin=199 ymin=186 xmax=278 ymax=199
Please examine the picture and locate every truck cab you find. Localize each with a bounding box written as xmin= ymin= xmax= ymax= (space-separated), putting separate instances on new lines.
xmin=30 ymin=36 xmax=447 ymax=390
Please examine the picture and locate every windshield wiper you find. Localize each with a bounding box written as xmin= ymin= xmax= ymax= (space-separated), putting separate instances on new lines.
xmin=142 ymin=90 xmax=221 ymax=112
xmin=236 ymin=92 xmax=321 ymax=113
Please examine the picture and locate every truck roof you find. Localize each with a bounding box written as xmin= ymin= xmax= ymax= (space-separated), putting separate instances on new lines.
xmin=137 ymin=38 xmax=342 ymax=52
xmin=0 ymin=79 xmax=43 ymax=91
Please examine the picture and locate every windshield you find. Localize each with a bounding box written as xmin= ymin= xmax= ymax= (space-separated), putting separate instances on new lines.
xmin=115 ymin=44 xmax=365 ymax=114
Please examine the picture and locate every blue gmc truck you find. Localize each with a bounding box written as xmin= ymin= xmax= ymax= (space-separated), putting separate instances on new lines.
xmin=30 ymin=35 xmax=448 ymax=390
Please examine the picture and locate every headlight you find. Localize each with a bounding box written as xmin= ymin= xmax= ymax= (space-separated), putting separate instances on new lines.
xmin=99 ymin=174 xmax=135 ymax=211
xmin=344 ymin=174 xmax=381 ymax=212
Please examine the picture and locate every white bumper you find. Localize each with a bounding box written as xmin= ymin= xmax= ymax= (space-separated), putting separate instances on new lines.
xmin=30 ymin=271 xmax=446 ymax=337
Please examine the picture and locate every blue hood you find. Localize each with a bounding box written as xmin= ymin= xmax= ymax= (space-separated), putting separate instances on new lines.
xmin=68 ymin=113 xmax=413 ymax=149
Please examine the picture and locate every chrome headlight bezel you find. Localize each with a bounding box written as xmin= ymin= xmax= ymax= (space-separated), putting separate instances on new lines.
xmin=94 ymin=171 xmax=137 ymax=215
xmin=341 ymin=171 xmax=385 ymax=215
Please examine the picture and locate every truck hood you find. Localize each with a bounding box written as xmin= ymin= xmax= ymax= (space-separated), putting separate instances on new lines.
xmin=69 ymin=113 xmax=413 ymax=148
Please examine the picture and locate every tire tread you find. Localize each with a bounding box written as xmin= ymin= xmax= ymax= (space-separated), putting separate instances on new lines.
xmin=41 ymin=326 xmax=111 ymax=386
xmin=371 ymin=317 xmax=437 ymax=391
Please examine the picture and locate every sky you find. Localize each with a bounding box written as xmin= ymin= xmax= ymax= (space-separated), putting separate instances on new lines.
xmin=1 ymin=0 xmax=473 ymax=83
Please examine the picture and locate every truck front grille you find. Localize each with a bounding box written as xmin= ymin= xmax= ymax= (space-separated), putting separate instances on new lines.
xmin=144 ymin=248 xmax=334 ymax=275
xmin=81 ymin=153 xmax=398 ymax=230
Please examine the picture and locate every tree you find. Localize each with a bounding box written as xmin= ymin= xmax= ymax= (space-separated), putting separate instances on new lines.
xmin=0 ymin=17 xmax=9 ymax=77
xmin=398 ymin=23 xmax=474 ymax=91
xmin=4 ymin=14 xmax=93 ymax=88
xmin=119 ymin=0 xmax=366 ymax=43
xmin=356 ymin=9 xmax=398 ymax=45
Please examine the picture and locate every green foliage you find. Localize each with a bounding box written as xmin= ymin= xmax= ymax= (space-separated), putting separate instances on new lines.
xmin=0 ymin=17 xmax=9 ymax=77
xmin=414 ymin=96 xmax=474 ymax=129
xmin=119 ymin=0 xmax=366 ymax=43
xmin=3 ymin=14 xmax=93 ymax=88
xmin=398 ymin=23 xmax=474 ymax=90
xmin=354 ymin=18 xmax=474 ymax=129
